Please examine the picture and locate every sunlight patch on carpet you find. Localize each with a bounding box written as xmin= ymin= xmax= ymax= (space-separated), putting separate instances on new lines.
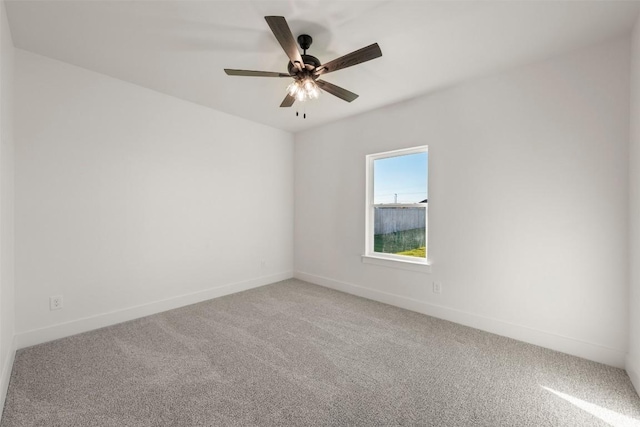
xmin=542 ymin=386 xmax=640 ymax=427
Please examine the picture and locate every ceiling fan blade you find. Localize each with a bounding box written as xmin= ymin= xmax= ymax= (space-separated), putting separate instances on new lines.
xmin=265 ymin=16 xmax=304 ymax=71
xmin=315 ymin=43 xmax=382 ymax=76
xmin=280 ymin=94 xmax=295 ymax=108
xmin=224 ymin=69 xmax=291 ymax=77
xmin=316 ymin=80 xmax=359 ymax=102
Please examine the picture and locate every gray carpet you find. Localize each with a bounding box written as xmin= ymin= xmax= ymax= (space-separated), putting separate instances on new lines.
xmin=2 ymin=279 xmax=639 ymax=426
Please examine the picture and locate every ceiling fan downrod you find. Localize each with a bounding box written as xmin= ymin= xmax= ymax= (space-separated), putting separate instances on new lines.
xmin=297 ymin=34 xmax=312 ymax=55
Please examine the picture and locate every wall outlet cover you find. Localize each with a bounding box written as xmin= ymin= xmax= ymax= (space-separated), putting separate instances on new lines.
xmin=50 ymin=295 xmax=63 ymax=310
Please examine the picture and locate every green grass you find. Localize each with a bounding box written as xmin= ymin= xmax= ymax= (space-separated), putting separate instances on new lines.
xmin=374 ymin=227 xmax=426 ymax=258
xmin=397 ymin=247 xmax=426 ymax=258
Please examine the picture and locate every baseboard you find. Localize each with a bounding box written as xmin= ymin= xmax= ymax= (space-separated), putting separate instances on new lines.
xmin=626 ymin=354 xmax=640 ymax=396
xmin=15 ymin=271 xmax=293 ymax=349
xmin=0 ymin=335 xmax=16 ymax=418
xmin=295 ymin=271 xmax=626 ymax=368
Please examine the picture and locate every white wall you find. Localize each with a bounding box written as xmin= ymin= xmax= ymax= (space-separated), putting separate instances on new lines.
xmin=628 ymin=16 xmax=640 ymax=391
xmin=295 ymin=38 xmax=630 ymax=367
xmin=14 ymin=50 xmax=294 ymax=347
xmin=0 ymin=0 xmax=14 ymax=410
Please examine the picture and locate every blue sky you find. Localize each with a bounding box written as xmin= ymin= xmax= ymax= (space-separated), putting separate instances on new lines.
xmin=374 ymin=152 xmax=428 ymax=204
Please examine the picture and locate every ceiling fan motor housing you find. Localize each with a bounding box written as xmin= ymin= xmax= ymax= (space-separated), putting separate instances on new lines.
xmin=288 ymin=54 xmax=321 ymax=76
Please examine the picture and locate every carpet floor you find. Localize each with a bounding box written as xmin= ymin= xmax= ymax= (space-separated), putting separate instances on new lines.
xmin=1 ymin=279 xmax=639 ymax=426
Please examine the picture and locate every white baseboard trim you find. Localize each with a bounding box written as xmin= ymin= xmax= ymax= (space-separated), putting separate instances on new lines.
xmin=295 ymin=271 xmax=626 ymax=368
xmin=15 ymin=271 xmax=293 ymax=350
xmin=626 ymin=354 xmax=640 ymax=396
xmin=0 ymin=335 xmax=16 ymax=417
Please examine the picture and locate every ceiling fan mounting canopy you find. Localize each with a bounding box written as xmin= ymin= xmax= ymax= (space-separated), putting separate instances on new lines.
xmin=297 ymin=34 xmax=313 ymax=52
xmin=223 ymin=16 xmax=383 ymax=107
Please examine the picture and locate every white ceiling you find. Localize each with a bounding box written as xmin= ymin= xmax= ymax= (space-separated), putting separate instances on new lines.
xmin=6 ymin=0 xmax=640 ymax=133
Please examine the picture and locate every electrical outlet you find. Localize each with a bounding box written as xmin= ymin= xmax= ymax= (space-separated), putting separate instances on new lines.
xmin=433 ymin=282 xmax=442 ymax=294
xmin=50 ymin=295 xmax=63 ymax=310
xmin=260 ymin=260 xmax=267 ymax=269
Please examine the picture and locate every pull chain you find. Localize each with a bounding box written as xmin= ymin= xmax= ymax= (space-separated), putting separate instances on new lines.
xmin=295 ymin=107 xmax=308 ymax=119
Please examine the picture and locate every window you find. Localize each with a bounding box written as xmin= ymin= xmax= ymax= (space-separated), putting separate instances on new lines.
xmin=364 ymin=146 xmax=429 ymax=270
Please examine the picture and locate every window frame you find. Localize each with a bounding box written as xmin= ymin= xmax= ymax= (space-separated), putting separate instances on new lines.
xmin=363 ymin=146 xmax=431 ymax=272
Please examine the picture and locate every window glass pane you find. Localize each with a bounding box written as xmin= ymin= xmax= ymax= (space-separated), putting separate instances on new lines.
xmin=374 ymin=207 xmax=426 ymax=258
xmin=374 ymin=152 xmax=428 ymax=204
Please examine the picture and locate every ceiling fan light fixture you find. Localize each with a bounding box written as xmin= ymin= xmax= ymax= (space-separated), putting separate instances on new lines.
xmin=288 ymin=77 xmax=320 ymax=102
xmin=308 ymin=87 xmax=320 ymax=99
xmin=296 ymin=88 xmax=306 ymax=102
xmin=303 ymin=78 xmax=315 ymax=92
xmin=287 ymin=81 xmax=300 ymax=96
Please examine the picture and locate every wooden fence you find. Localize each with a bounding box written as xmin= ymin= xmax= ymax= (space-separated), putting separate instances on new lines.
xmin=374 ymin=207 xmax=426 ymax=235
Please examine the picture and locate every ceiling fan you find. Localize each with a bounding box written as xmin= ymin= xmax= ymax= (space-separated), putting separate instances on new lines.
xmin=224 ymin=16 xmax=382 ymax=107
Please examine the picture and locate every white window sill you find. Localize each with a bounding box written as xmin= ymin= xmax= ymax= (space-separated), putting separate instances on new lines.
xmin=361 ymin=254 xmax=432 ymax=273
